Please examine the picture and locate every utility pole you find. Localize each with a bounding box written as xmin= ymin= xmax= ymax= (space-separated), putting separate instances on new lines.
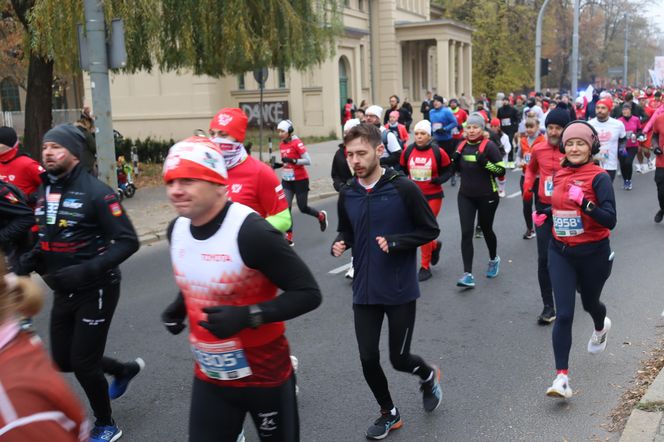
xmin=623 ymin=14 xmax=629 ymax=87
xmin=571 ymin=0 xmax=579 ymax=98
xmin=83 ymin=0 xmax=117 ymax=188
xmin=535 ymin=0 xmax=551 ymax=92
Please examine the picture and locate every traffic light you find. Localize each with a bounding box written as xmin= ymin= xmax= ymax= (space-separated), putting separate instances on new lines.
xmin=540 ymin=58 xmax=552 ymax=76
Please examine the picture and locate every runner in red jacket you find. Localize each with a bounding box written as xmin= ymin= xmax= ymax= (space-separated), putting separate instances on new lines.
xmin=0 ymin=127 xmax=44 ymax=205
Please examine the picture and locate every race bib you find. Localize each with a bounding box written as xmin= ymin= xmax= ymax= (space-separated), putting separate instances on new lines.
xmin=501 ymin=118 xmax=511 ymax=126
xmin=600 ymin=149 xmax=609 ymax=161
xmin=552 ymin=209 xmax=584 ymax=237
xmin=410 ymin=166 xmax=432 ymax=182
xmin=432 ymin=122 xmax=443 ymax=131
xmin=46 ymin=193 xmax=61 ymax=225
xmin=544 ymin=176 xmax=554 ymax=197
xmin=281 ymin=168 xmax=295 ymax=181
xmin=191 ymin=339 xmax=252 ymax=380
xmin=524 ymin=153 xmax=531 ymax=164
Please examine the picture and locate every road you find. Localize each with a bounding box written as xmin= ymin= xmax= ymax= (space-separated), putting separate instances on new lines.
xmin=31 ymin=167 xmax=664 ymax=441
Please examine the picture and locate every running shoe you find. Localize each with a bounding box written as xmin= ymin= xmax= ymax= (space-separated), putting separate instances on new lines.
xmin=522 ymin=229 xmax=536 ymax=240
xmin=318 ymin=210 xmax=328 ymax=232
xmin=420 ymin=365 xmax=442 ymax=412
xmin=588 ymin=317 xmax=612 ymax=354
xmin=109 ymin=358 xmax=145 ymax=400
xmin=456 ymin=272 xmax=475 ymax=288
xmin=90 ymin=424 xmax=123 ymax=442
xmin=486 ymin=256 xmax=500 ymax=278
xmin=649 ymin=158 xmax=656 ymax=170
xmin=366 ymin=409 xmax=402 ymax=440
xmin=450 ymin=175 xmax=456 ymax=187
xmin=498 ymin=188 xmax=506 ymax=198
xmin=290 ymin=355 xmax=300 ymax=396
xmin=537 ymin=305 xmax=556 ymax=325
xmin=431 ymin=241 xmax=442 ymax=266
xmin=655 ymin=210 xmax=663 ymax=224
xmin=546 ymin=374 xmax=573 ymax=399
xmin=286 ymin=232 xmax=294 ymax=247
xmin=636 ymin=163 xmax=644 ymax=174
xmin=418 ymin=267 xmax=432 ymax=282
xmin=474 ymin=225 xmax=483 ymax=238
xmin=345 ymin=266 xmax=354 ymax=279
xmin=627 ymin=180 xmax=633 ymax=190
xmin=236 ymin=429 xmax=246 ymax=442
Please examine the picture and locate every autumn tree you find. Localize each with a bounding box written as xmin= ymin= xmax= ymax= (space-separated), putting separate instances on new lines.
xmin=6 ymin=0 xmax=340 ymax=158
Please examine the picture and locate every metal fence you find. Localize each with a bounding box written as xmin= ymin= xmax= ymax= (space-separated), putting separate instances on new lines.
xmin=0 ymin=109 xmax=82 ymax=134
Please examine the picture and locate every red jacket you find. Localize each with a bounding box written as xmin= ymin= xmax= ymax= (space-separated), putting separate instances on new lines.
xmin=519 ymin=134 xmax=546 ymax=172
xmin=0 ymin=147 xmax=44 ymax=203
xmin=523 ymin=140 xmax=565 ymax=205
xmin=550 ymin=162 xmax=610 ymax=246
xmin=279 ymin=137 xmax=309 ymax=181
xmin=385 ymin=123 xmax=409 ymax=145
xmin=227 ymin=156 xmax=288 ymax=218
xmin=451 ymin=107 xmax=468 ymax=140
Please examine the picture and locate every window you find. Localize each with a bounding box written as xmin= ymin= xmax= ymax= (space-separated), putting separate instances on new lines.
xmin=358 ymin=0 xmax=364 ymax=11
xmin=0 ymin=78 xmax=20 ymax=112
xmin=238 ymin=74 xmax=245 ymax=90
xmin=278 ymin=68 xmax=286 ymax=88
xmin=344 ymin=0 xmax=350 ymax=7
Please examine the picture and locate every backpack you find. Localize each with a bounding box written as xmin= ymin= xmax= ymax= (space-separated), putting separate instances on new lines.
xmin=456 ymin=138 xmax=489 ymax=155
xmin=382 ymin=129 xmax=404 ymax=150
xmin=402 ymin=143 xmax=445 ymax=175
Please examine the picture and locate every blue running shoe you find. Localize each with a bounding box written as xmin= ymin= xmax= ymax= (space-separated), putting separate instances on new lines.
xmin=486 ymin=256 xmax=500 ymax=278
xmin=420 ymin=365 xmax=442 ymax=412
xmin=456 ymin=272 xmax=475 ymax=288
xmin=366 ymin=408 xmax=402 ymax=440
xmin=90 ymin=424 xmax=122 ymax=442
xmin=109 ymin=358 xmax=145 ymax=400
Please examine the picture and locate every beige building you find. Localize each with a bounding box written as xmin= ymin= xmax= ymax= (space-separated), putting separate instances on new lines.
xmin=98 ymin=0 xmax=473 ymax=141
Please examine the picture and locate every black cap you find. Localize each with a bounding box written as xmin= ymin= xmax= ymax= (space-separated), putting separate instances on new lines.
xmin=544 ymin=108 xmax=571 ymax=128
xmin=0 ymin=126 xmax=18 ymax=148
xmin=43 ymin=124 xmax=87 ymax=159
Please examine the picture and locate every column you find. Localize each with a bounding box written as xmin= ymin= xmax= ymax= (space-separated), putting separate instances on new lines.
xmin=463 ymin=43 xmax=472 ymax=98
xmin=456 ymin=42 xmax=463 ymax=98
xmin=436 ymin=38 xmax=450 ymax=98
xmin=448 ymin=40 xmax=456 ymax=99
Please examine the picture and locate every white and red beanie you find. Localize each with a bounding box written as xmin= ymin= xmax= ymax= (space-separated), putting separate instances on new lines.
xmin=209 ymin=108 xmax=248 ymax=142
xmin=163 ymin=136 xmax=228 ymax=185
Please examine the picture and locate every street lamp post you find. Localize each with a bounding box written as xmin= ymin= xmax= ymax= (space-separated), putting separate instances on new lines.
xmin=571 ymin=0 xmax=580 ymax=98
xmin=535 ymin=0 xmax=551 ymax=92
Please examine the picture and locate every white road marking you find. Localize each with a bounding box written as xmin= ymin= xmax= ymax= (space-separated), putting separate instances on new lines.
xmin=507 ymin=191 xmax=521 ymax=199
xmin=329 ymin=263 xmax=352 ymax=274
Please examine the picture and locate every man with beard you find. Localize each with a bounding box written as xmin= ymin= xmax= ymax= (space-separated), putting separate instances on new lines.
xmin=589 ymin=99 xmax=627 ymax=182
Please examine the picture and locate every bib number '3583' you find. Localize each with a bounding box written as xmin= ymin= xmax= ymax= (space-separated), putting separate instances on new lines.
xmin=191 ymin=338 xmax=252 ymax=380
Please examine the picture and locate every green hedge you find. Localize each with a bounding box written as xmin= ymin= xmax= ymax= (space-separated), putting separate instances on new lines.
xmin=115 ymin=136 xmax=175 ymax=163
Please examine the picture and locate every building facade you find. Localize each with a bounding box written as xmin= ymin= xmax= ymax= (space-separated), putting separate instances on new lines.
xmin=98 ymin=0 xmax=473 ymax=140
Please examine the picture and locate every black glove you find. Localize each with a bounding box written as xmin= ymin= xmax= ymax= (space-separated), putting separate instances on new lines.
xmin=476 ymin=152 xmax=488 ymax=167
xmin=655 ymin=147 xmax=663 ymax=156
xmin=282 ymin=157 xmax=297 ymax=164
xmin=430 ymin=176 xmax=444 ymax=185
xmin=199 ymin=305 xmax=250 ymax=339
xmin=16 ymin=249 xmax=43 ymax=276
xmin=162 ymin=292 xmax=187 ymax=335
xmin=51 ymin=263 xmax=98 ymax=293
xmin=451 ymin=151 xmax=461 ymax=163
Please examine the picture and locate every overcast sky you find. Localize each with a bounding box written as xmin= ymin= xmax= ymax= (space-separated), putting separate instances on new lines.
xmin=646 ymin=0 xmax=664 ymax=38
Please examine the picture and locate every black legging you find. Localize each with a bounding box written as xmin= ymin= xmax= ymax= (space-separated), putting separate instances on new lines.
xmin=189 ymin=374 xmax=299 ymax=442
xmin=50 ymin=282 xmax=127 ymax=426
xmin=619 ymin=147 xmax=638 ymax=181
xmin=656 ymin=169 xmax=664 ymax=211
xmin=283 ymin=179 xmax=320 ymax=234
xmin=534 ymin=201 xmax=554 ymax=308
xmin=548 ymin=239 xmax=612 ymax=370
xmin=458 ymin=192 xmax=499 ymax=273
xmin=520 ymin=175 xmax=539 ymax=231
xmin=353 ymin=301 xmax=433 ymax=411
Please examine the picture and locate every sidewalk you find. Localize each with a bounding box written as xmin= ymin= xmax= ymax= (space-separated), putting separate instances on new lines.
xmin=123 ymin=139 xmax=341 ymax=244
xmin=621 ymin=366 xmax=664 ymax=441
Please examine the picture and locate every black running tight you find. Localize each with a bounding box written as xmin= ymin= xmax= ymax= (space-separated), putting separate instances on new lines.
xmin=619 ymin=147 xmax=638 ymax=181
xmin=458 ymin=192 xmax=499 ymax=273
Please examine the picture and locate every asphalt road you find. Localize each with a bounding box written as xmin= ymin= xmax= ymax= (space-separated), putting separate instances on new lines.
xmin=30 ymin=167 xmax=664 ymax=442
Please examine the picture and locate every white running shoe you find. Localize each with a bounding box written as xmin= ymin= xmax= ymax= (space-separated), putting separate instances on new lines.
xmin=546 ymin=374 xmax=573 ymax=399
xmin=588 ymin=317 xmax=611 ymax=354
xmin=290 ymin=355 xmax=299 ymax=372
xmin=345 ymin=266 xmax=354 ymax=279
xmin=635 ymin=163 xmax=644 ymax=174
xmin=649 ymin=158 xmax=656 ymax=170
xmin=498 ymin=189 xmax=506 ymax=198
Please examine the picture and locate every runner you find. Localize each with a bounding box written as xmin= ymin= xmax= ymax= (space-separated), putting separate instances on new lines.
xmin=489 ymin=118 xmax=512 ymax=197
xmin=364 ymin=105 xmax=403 ymax=169
xmin=276 ymin=119 xmax=328 ymax=245
xmin=448 ymin=98 xmax=468 ymax=186
xmin=517 ymin=118 xmax=545 ymax=240
xmin=617 ymin=103 xmax=642 ymax=190
xmin=399 ymin=120 xmax=451 ymax=281
xmin=161 ymin=137 xmax=321 ymax=442
xmin=0 ymin=257 xmax=89 ymax=441
xmin=332 ymin=123 xmax=442 ymax=440
xmin=0 ymin=179 xmax=33 ymax=271
xmin=385 ymin=111 xmax=409 ymax=146
xmin=429 ymin=95 xmax=459 ymax=158
xmin=17 ymin=124 xmax=143 ymax=442
xmin=650 ymin=109 xmax=664 ymax=223
xmin=451 ymin=113 xmax=505 ymax=288
xmin=534 ymin=121 xmax=616 ymax=399
xmin=588 ymin=98 xmax=626 ymax=182
xmin=0 ymin=126 xmax=44 ymax=205
xmin=523 ymin=108 xmax=571 ymax=324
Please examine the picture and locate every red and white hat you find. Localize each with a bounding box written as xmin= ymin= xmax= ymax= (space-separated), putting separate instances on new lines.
xmin=163 ymin=136 xmax=228 ymax=185
xmin=209 ymin=108 xmax=248 ymax=142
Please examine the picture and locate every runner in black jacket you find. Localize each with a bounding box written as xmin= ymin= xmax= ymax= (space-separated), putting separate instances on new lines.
xmin=18 ymin=124 xmax=143 ymax=442
xmin=0 ymin=179 xmax=34 ymax=270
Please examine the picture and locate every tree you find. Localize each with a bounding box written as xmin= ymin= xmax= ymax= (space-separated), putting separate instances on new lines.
xmin=7 ymin=0 xmax=341 ymax=159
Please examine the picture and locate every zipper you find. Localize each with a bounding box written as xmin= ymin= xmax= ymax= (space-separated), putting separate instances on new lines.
xmin=98 ymin=289 xmax=103 ymax=310
xmin=365 ymin=189 xmax=371 ymax=304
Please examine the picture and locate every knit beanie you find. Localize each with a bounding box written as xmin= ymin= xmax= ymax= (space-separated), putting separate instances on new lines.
xmin=163 ymin=136 xmax=228 ymax=185
xmin=365 ymin=105 xmax=383 ymax=119
xmin=42 ymin=124 xmax=87 ymax=158
xmin=433 ymin=95 xmax=445 ymax=104
xmin=343 ymin=118 xmax=361 ymax=134
xmin=544 ymin=107 xmax=571 ymax=128
xmin=413 ymin=120 xmax=432 ymax=135
xmin=561 ymin=122 xmax=595 ymax=148
xmin=596 ymin=98 xmax=614 ymax=111
xmin=466 ymin=112 xmax=486 ymax=130
xmin=209 ymin=108 xmax=248 ymax=142
xmin=0 ymin=126 xmax=18 ymax=148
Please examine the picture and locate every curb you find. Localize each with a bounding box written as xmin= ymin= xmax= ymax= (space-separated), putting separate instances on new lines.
xmin=620 ymin=368 xmax=664 ymax=441
xmin=136 ymin=191 xmax=338 ymax=246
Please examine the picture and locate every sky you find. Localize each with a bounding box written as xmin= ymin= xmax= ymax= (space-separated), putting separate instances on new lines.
xmin=646 ymin=0 xmax=664 ymax=37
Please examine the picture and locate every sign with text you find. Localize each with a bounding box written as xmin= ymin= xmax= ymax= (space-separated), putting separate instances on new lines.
xmin=239 ymin=101 xmax=290 ymax=128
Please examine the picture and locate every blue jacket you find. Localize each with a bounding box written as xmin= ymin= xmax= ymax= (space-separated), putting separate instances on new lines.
xmin=334 ymin=168 xmax=439 ymax=305
xmin=429 ymin=106 xmax=458 ymax=142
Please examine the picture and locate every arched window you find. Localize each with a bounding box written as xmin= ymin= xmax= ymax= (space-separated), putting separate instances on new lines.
xmin=338 ymin=56 xmax=351 ymax=109
xmin=0 ymin=78 xmax=21 ymax=112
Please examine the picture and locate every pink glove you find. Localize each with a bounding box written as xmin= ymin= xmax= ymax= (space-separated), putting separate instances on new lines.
xmin=532 ymin=211 xmax=547 ymax=227
xmin=568 ymin=184 xmax=584 ymax=205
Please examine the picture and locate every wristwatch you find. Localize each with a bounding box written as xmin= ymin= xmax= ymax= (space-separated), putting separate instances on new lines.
xmin=248 ymin=304 xmax=263 ymax=329
xmin=584 ymin=200 xmax=596 ymax=212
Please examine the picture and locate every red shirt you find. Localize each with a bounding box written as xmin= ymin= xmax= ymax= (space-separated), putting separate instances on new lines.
xmin=451 ymin=107 xmax=468 ymax=140
xmin=400 ymin=144 xmax=451 ymax=199
xmin=0 ymin=147 xmax=44 ymax=200
xmin=519 ymin=134 xmax=546 ymax=173
xmin=523 ymin=140 xmax=565 ymax=205
xmin=227 ymin=156 xmax=288 ymax=217
xmin=652 ymin=113 xmax=664 ymax=169
xmin=280 ymin=137 xmax=309 ymax=181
